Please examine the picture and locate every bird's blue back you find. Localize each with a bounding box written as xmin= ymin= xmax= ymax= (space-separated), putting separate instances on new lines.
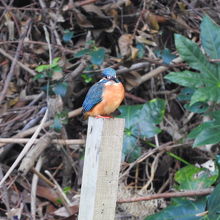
xmin=82 ymin=79 xmax=108 ymax=112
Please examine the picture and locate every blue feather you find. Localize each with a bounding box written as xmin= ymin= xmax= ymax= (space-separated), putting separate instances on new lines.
xmin=82 ymin=80 xmax=108 ymax=112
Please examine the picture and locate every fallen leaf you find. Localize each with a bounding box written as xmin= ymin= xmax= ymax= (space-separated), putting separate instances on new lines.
xmin=72 ymin=8 xmax=94 ymax=28
xmin=118 ymin=34 xmax=133 ymax=58
xmin=53 ymin=204 xmax=79 ymax=217
xmin=37 ymin=185 xmax=59 ymax=204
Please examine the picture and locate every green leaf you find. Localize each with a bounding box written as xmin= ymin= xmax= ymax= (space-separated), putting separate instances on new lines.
xmin=184 ymin=102 xmax=209 ymax=113
xmin=74 ymin=48 xmax=91 ymax=58
xmin=177 ymin=88 xmax=195 ymax=101
xmin=175 ymin=34 xmax=218 ymax=82
xmin=89 ymin=48 xmax=105 ymax=65
xmin=136 ymin=43 xmax=145 ymax=58
xmin=52 ymin=57 xmax=60 ymax=66
xmin=86 ymin=40 xmax=95 ymax=46
xmin=53 ymin=82 xmax=68 ymax=97
xmin=142 ymin=98 xmax=165 ymax=124
xmin=118 ymin=104 xmax=142 ymax=161
xmin=165 ymin=71 xmax=204 ymax=88
xmin=81 ymin=73 xmax=94 ymax=83
xmin=190 ymin=86 xmax=220 ymax=105
xmin=122 ymin=135 xmax=141 ymax=162
xmin=118 ymin=99 xmax=165 ymax=161
xmin=192 ymin=121 xmax=220 ymax=147
xmin=209 ymin=110 xmax=220 ymax=121
xmin=189 ymin=111 xmax=220 ymax=147
xmin=33 ymin=73 xmax=45 ymax=80
xmin=155 ymin=48 xmax=177 ymax=64
xmin=51 ymin=117 xmax=63 ymax=132
xmin=52 ymin=65 xmax=62 ymax=73
xmin=175 ymin=165 xmax=218 ymax=190
xmin=63 ymin=30 xmax=74 ymax=42
xmin=118 ymin=104 xmax=143 ymax=130
xmin=51 ymin=111 xmax=68 ymax=132
xmin=63 ymin=186 xmax=72 ymax=194
xmin=201 ymin=16 xmax=220 ymax=59
xmin=207 ymin=183 xmax=220 ymax=220
xmin=188 ymin=121 xmax=214 ymax=139
xmin=35 ymin=64 xmax=50 ymax=72
xmin=119 ymin=99 xmax=165 ymax=138
xmin=145 ymin=198 xmax=206 ymax=220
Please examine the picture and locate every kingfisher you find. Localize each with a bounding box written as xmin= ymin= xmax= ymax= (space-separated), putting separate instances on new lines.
xmin=82 ymin=68 xmax=125 ymax=118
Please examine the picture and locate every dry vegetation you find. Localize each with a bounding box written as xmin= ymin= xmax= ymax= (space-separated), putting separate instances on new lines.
xmin=0 ymin=0 xmax=220 ymax=219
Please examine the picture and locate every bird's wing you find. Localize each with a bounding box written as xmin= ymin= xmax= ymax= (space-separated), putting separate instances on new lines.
xmin=82 ymin=81 xmax=105 ymax=112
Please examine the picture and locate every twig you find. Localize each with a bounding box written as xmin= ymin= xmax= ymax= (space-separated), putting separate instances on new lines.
xmin=137 ymin=57 xmax=183 ymax=86
xmin=132 ymin=0 xmax=146 ymax=39
xmin=0 ymin=107 xmax=82 ymax=148
xmin=18 ymin=133 xmax=55 ymax=175
xmin=116 ymin=62 xmax=150 ymax=74
xmin=31 ymin=157 xmax=43 ymax=220
xmin=0 ymin=6 xmax=45 ymax=11
xmin=117 ymin=188 xmax=213 ymax=203
xmin=75 ymin=0 xmax=98 ymax=6
xmin=120 ymin=141 xmax=192 ymax=180
xmin=0 ymin=19 xmax=32 ymax=104
xmin=45 ymin=170 xmax=72 ymax=215
xmin=0 ymin=165 xmax=11 ymax=220
xmin=31 ymin=168 xmax=55 ymax=188
xmin=0 ymin=109 xmax=48 ymax=187
xmin=0 ymin=40 xmax=75 ymax=54
xmin=125 ymin=92 xmax=146 ymax=103
xmin=67 ymin=59 xmax=88 ymax=81
xmin=0 ymin=138 xmax=85 ymax=145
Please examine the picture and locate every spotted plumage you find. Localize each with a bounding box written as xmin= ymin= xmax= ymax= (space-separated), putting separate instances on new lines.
xmin=82 ymin=68 xmax=125 ymax=118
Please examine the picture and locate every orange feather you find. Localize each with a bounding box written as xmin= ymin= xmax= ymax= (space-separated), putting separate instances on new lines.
xmin=85 ymin=81 xmax=125 ymax=118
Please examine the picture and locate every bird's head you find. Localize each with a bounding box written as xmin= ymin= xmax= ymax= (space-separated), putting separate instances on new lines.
xmin=102 ymin=68 xmax=117 ymax=80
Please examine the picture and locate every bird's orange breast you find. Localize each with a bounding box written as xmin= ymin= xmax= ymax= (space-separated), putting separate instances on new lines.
xmin=85 ymin=81 xmax=125 ymax=117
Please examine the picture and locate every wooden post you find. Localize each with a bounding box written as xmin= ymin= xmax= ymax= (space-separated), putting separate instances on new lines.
xmin=78 ymin=117 xmax=125 ymax=220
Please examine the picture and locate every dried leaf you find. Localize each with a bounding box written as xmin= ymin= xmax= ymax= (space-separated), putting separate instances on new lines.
xmin=53 ymin=204 xmax=79 ymax=217
xmin=82 ymin=4 xmax=106 ymax=17
xmin=37 ymin=185 xmax=59 ymax=204
xmin=72 ymin=8 xmax=94 ymax=28
xmin=118 ymin=34 xmax=133 ymax=58
xmin=49 ymin=12 xmax=65 ymax=22
xmin=4 ymin=12 xmax=14 ymax=40
xmin=130 ymin=46 xmax=139 ymax=60
xmin=6 ymin=203 xmax=23 ymax=220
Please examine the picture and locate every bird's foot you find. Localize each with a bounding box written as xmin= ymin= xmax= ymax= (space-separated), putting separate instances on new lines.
xmin=95 ymin=115 xmax=113 ymax=119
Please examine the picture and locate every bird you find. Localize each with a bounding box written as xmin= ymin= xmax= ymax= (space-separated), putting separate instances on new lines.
xmin=82 ymin=68 xmax=125 ymax=118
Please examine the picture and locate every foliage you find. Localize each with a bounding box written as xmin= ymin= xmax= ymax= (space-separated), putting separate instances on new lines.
xmin=188 ymin=111 xmax=220 ymax=147
xmin=146 ymin=15 xmax=220 ymax=220
xmin=51 ymin=110 xmax=68 ymax=132
xmin=206 ymin=183 xmax=220 ymax=220
xmin=74 ymin=40 xmax=105 ymax=65
xmin=35 ymin=59 xmax=68 ymax=132
xmin=145 ymin=198 xmax=206 ymax=220
xmin=146 ymin=159 xmax=219 ymax=220
xmin=174 ymin=164 xmax=218 ymax=190
xmin=118 ymin=99 xmax=165 ymax=162
xmin=35 ymin=58 xmax=67 ymax=97
xmin=165 ymin=15 xmax=220 ymax=147
xmin=155 ymin=48 xmax=177 ymax=64
xmin=62 ymin=30 xmax=74 ymax=42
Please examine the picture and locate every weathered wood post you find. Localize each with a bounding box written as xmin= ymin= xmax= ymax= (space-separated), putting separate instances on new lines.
xmin=78 ymin=117 xmax=125 ymax=220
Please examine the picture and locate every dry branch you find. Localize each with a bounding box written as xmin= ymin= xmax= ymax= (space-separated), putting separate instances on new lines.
xmin=0 ymin=48 xmax=36 ymax=76
xmin=117 ymin=188 xmax=213 ymax=203
xmin=0 ymin=138 xmax=85 ymax=145
xmin=0 ymin=18 xmax=32 ymax=104
xmin=0 ymin=109 xmax=48 ymax=187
